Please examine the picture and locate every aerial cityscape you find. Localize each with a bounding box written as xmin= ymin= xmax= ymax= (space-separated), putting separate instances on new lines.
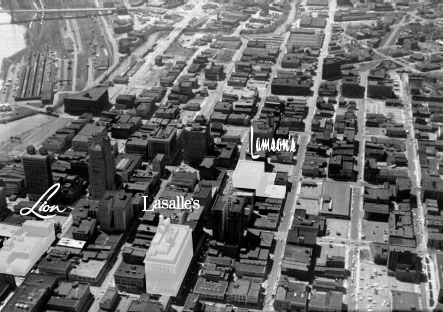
xmin=0 ymin=0 xmax=442 ymax=311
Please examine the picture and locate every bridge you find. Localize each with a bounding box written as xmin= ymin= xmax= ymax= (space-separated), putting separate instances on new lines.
xmin=3 ymin=7 xmax=118 ymax=24
xmin=0 ymin=5 xmax=158 ymax=14
xmin=0 ymin=8 xmax=117 ymax=13
xmin=2 ymin=5 xmax=162 ymax=24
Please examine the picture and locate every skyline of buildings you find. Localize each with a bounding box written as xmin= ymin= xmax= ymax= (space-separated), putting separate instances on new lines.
xmin=1 ymin=0 xmax=443 ymax=311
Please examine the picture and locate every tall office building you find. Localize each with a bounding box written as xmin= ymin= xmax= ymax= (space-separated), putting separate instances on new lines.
xmin=22 ymin=146 xmax=53 ymax=201
xmin=211 ymin=194 xmax=246 ymax=246
xmin=182 ymin=122 xmax=210 ymax=164
xmin=225 ymin=196 xmax=246 ymax=246
xmin=212 ymin=194 xmax=227 ymax=242
xmin=0 ymin=187 xmax=9 ymax=220
xmin=98 ymin=190 xmax=133 ymax=233
xmin=144 ymin=216 xmax=193 ymax=296
xmin=147 ymin=126 xmax=180 ymax=164
xmin=88 ymin=132 xmax=116 ymax=199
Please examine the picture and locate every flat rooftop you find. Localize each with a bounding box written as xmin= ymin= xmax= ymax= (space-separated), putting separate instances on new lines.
xmin=0 ymin=223 xmax=20 ymax=237
xmin=295 ymin=197 xmax=321 ymax=215
xmin=72 ymin=123 xmax=106 ymax=143
xmin=144 ymin=217 xmax=192 ymax=264
xmin=233 ymin=160 xmax=265 ymax=189
xmin=320 ymin=181 xmax=351 ymax=219
xmin=391 ymin=291 xmax=419 ymax=311
xmin=232 ymin=160 xmax=286 ymax=199
xmin=57 ymin=237 xmax=86 ymax=249
xmin=69 ymin=259 xmax=105 ymax=279
xmin=317 ymin=244 xmax=346 ymax=266
xmin=65 ymin=87 xmax=108 ymax=102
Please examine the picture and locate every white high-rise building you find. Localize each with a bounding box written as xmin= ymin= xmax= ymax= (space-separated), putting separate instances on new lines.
xmin=144 ymin=216 xmax=193 ymax=296
xmin=0 ymin=220 xmax=55 ymax=276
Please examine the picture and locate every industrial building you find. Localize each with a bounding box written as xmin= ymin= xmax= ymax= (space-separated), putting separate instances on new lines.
xmin=16 ymin=51 xmax=54 ymax=104
xmin=64 ymin=87 xmax=109 ymax=115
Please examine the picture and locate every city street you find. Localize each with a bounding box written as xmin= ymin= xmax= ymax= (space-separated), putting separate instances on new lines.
xmin=262 ymin=133 xmax=309 ymax=311
xmin=263 ymin=0 xmax=338 ymax=309
xmin=107 ymin=0 xmax=209 ymax=100
xmin=347 ymin=71 xmax=368 ymax=311
xmin=89 ymin=251 xmax=123 ymax=311
xmin=401 ymin=72 xmax=433 ymax=311
xmin=1 ymin=0 xmax=441 ymax=311
xmin=198 ymin=37 xmax=249 ymax=120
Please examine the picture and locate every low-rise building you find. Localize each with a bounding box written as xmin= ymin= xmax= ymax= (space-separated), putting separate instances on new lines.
xmin=193 ymin=277 xmax=228 ymax=301
xmin=64 ymin=87 xmax=109 ymax=115
xmin=114 ymin=262 xmax=145 ymax=294
xmin=226 ymin=279 xmax=260 ymax=306
xmin=68 ymin=259 xmax=107 ymax=286
xmin=0 ymin=221 xmax=55 ymax=277
xmin=46 ymin=281 xmax=93 ymax=312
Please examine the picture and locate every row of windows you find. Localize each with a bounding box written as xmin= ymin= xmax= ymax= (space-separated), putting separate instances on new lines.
xmin=145 ymin=265 xmax=174 ymax=273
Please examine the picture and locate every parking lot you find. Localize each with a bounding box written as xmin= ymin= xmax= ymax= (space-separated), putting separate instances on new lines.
xmin=299 ymin=181 xmax=322 ymax=197
xmin=326 ymin=219 xmax=350 ymax=239
xmin=385 ymin=106 xmax=405 ymax=124
xmin=366 ymin=127 xmax=386 ymax=136
xmin=362 ymin=220 xmax=389 ymax=243
xmin=354 ymin=259 xmax=420 ymax=312
xmin=366 ymin=99 xmax=403 ymax=122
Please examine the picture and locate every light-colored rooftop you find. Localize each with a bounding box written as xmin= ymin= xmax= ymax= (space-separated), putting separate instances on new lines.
xmin=69 ymin=259 xmax=106 ymax=279
xmin=0 ymin=223 xmax=20 ymax=237
xmin=57 ymin=237 xmax=86 ymax=249
xmin=0 ymin=220 xmax=55 ymax=276
xmin=233 ymin=160 xmax=286 ymax=199
xmin=144 ymin=216 xmax=193 ymax=264
xmin=320 ymin=181 xmax=351 ymax=218
xmin=233 ymin=160 xmax=265 ymax=190
xmin=257 ymin=172 xmax=286 ymax=199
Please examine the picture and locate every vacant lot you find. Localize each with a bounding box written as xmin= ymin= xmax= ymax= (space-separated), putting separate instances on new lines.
xmin=165 ymin=42 xmax=197 ymax=59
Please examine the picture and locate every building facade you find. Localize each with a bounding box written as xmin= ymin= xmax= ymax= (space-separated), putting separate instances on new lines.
xmin=98 ymin=190 xmax=133 ymax=233
xmin=22 ymin=146 xmax=53 ymax=201
xmin=88 ymin=133 xmax=116 ymax=199
xmin=144 ymin=216 xmax=193 ymax=296
xmin=182 ymin=122 xmax=211 ymax=164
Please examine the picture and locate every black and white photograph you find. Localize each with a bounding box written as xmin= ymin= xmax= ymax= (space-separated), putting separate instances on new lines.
xmin=0 ymin=0 xmax=440 ymax=311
